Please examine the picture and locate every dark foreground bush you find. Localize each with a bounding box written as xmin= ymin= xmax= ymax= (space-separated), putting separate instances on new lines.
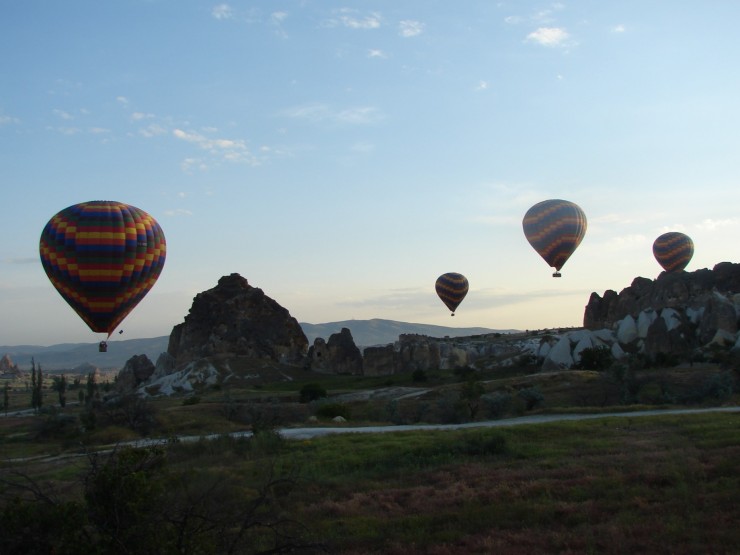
xmin=0 ymin=444 xmax=316 ymax=554
xmin=315 ymin=402 xmax=351 ymax=420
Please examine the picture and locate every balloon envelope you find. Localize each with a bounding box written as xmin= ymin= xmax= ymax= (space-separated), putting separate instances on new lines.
xmin=435 ymin=273 xmax=469 ymax=315
xmin=39 ymin=201 xmax=166 ymax=336
xmin=522 ymin=199 xmax=587 ymax=276
xmin=653 ymin=231 xmax=693 ymax=273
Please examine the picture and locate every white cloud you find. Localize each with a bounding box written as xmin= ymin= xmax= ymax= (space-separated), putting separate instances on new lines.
xmin=399 ymin=20 xmax=424 ymax=37
xmin=212 ymin=4 xmax=234 ymax=20
xmin=131 ymin=112 xmax=155 ymax=120
xmin=475 ymin=80 xmax=489 ymax=91
xmin=367 ymin=49 xmax=387 ymax=59
xmin=526 ymin=27 xmax=570 ymax=47
xmin=282 ymin=103 xmax=383 ymax=125
xmin=181 ymin=158 xmax=207 ymax=172
xmin=504 ymin=16 xmax=523 ymax=25
xmin=694 ymin=218 xmax=740 ymax=231
xmin=4 ymin=257 xmax=38 ymax=265
xmin=173 ymin=128 xmax=258 ymax=165
xmin=271 ymin=11 xmax=288 ymax=23
xmin=53 ymin=109 xmax=74 ymax=120
xmin=612 ymin=24 xmax=626 ymax=33
xmin=0 ymin=114 xmax=20 ymax=125
xmin=139 ymin=124 xmax=168 ymax=138
xmin=89 ymin=127 xmax=110 ymax=134
xmin=328 ymin=8 xmax=381 ymax=29
xmin=116 ymin=96 xmax=129 ymax=105
xmin=164 ymin=208 xmax=194 ymax=217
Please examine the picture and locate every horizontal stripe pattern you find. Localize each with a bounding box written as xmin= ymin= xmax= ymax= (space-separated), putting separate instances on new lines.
xmin=522 ymin=199 xmax=587 ymax=273
xmin=653 ymin=231 xmax=694 ymax=273
xmin=435 ymin=272 xmax=469 ymax=314
xmin=39 ymin=201 xmax=166 ymax=335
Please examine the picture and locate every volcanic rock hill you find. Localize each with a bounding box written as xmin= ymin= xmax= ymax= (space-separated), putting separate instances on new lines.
xmin=166 ymin=273 xmax=308 ymax=368
xmin=125 ymin=264 xmax=740 ymax=396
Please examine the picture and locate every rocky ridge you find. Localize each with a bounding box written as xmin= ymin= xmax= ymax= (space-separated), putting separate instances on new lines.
xmin=123 ymin=264 xmax=740 ymax=396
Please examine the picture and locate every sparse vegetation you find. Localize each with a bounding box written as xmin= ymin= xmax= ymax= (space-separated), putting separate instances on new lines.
xmin=0 ymin=352 xmax=738 ymax=553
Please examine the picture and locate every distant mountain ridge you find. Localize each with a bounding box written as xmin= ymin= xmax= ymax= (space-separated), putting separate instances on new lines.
xmin=1 ymin=319 xmax=513 ymax=371
xmin=300 ymin=318 xmax=512 ymax=347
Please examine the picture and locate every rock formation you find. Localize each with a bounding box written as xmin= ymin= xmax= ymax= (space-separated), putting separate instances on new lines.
xmin=0 ymin=354 xmax=21 ymax=377
xmin=115 ymin=354 xmax=155 ymax=392
xmin=166 ymin=273 xmax=308 ymax=369
xmin=308 ymin=328 xmax=363 ymax=374
xmin=583 ymin=262 xmax=740 ymax=360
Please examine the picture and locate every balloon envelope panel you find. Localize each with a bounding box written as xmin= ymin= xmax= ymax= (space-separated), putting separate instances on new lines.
xmin=39 ymin=201 xmax=166 ymax=335
xmin=653 ymin=231 xmax=694 ymax=273
xmin=435 ymin=272 xmax=469 ymax=314
xmin=522 ymin=199 xmax=587 ymax=273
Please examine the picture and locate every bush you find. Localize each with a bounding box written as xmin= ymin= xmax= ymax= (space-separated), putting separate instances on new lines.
xmin=182 ymin=395 xmax=201 ymax=406
xmin=517 ymin=387 xmax=544 ymax=411
xmin=412 ymin=369 xmax=428 ymax=382
xmin=481 ymin=391 xmax=513 ymax=418
xmin=700 ymin=371 xmax=735 ymax=400
xmin=576 ymin=346 xmax=614 ymax=371
xmin=315 ymin=402 xmax=351 ymax=420
xmin=299 ymin=382 xmax=327 ymax=403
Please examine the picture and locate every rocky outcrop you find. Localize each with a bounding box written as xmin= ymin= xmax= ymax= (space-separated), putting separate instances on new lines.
xmin=582 ymin=263 xmax=740 ymax=360
xmin=585 ymin=263 xmax=740 ymax=330
xmin=167 ymin=273 xmax=308 ymax=369
xmin=309 ymin=328 xmax=363 ymax=374
xmin=0 ymin=354 xmax=21 ymax=377
xmin=115 ymin=354 xmax=155 ymax=392
xmin=363 ymin=344 xmax=396 ymax=376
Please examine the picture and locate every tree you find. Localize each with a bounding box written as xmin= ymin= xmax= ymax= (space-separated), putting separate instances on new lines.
xmin=460 ymin=379 xmax=485 ymax=420
xmin=3 ymin=382 xmax=9 ymax=415
xmin=575 ymin=346 xmax=614 ymax=371
xmin=30 ymin=358 xmax=38 ymax=412
xmin=86 ymin=372 xmax=98 ymax=408
xmin=54 ymin=374 xmax=68 ymax=408
xmin=36 ymin=364 xmax=43 ymax=411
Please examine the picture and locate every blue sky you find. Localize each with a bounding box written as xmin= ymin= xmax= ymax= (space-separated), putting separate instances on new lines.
xmin=2 ymin=1 xmax=740 ymax=345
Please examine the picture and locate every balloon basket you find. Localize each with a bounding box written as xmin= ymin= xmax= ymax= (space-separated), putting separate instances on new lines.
xmin=552 ymin=272 xmax=562 ymax=278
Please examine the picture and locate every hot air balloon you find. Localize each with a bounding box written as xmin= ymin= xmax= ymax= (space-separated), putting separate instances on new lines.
xmin=39 ymin=201 xmax=166 ymax=349
xmin=653 ymin=231 xmax=693 ymax=273
xmin=522 ymin=199 xmax=587 ymax=277
xmin=435 ymin=273 xmax=469 ymax=316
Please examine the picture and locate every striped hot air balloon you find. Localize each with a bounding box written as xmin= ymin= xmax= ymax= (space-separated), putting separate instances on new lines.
xmin=435 ymin=272 xmax=469 ymax=316
xmin=39 ymin=201 xmax=166 ymax=343
xmin=653 ymin=231 xmax=694 ymax=273
xmin=522 ymin=199 xmax=587 ymax=277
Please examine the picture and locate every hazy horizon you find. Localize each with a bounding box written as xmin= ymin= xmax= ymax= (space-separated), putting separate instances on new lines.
xmin=2 ymin=2 xmax=739 ymax=345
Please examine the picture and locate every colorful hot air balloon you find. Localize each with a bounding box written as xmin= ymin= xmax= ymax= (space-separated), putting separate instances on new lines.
xmin=522 ymin=199 xmax=587 ymax=277
xmin=39 ymin=201 xmax=166 ymax=343
xmin=653 ymin=231 xmax=693 ymax=273
xmin=435 ymin=273 xmax=469 ymax=316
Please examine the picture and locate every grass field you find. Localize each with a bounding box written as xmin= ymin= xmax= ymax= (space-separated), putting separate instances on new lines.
xmin=1 ymin=363 xmax=739 ymax=553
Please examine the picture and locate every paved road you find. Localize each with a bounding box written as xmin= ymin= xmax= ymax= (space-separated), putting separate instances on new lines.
xmin=272 ymin=405 xmax=740 ymax=440
xmin=6 ymin=406 xmax=739 ymax=463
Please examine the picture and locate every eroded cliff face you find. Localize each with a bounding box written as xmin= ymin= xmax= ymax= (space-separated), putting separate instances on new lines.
xmin=582 ymin=262 xmax=740 ymax=360
xmin=167 ymin=273 xmax=308 ymax=369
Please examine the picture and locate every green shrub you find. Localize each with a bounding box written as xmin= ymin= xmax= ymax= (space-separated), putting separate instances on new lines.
xmin=576 ymin=346 xmax=614 ymax=371
xmin=517 ymin=387 xmax=544 ymax=411
xmin=299 ymin=382 xmax=327 ymax=403
xmin=481 ymin=391 xmax=513 ymax=418
xmin=700 ymin=371 xmax=735 ymax=400
xmin=412 ymin=369 xmax=428 ymax=382
xmin=182 ymin=395 xmax=201 ymax=406
xmin=315 ymin=402 xmax=351 ymax=420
